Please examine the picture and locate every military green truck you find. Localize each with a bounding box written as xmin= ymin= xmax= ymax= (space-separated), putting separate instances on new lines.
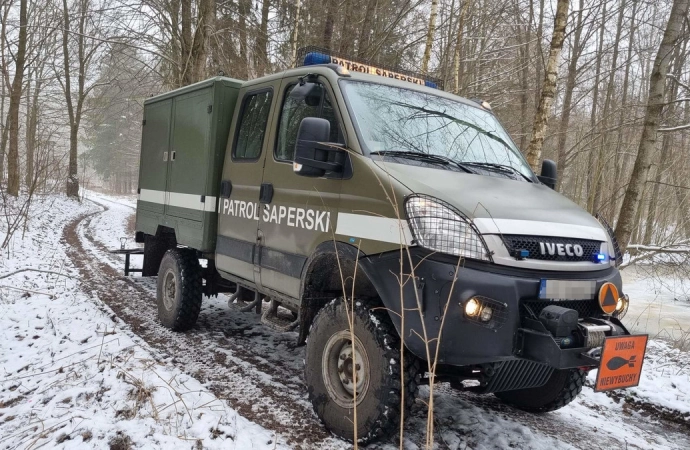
xmin=132 ymin=48 xmax=646 ymax=444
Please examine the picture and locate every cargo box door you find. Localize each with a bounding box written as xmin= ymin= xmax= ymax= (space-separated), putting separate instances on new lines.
xmin=165 ymin=89 xmax=213 ymax=222
xmin=138 ymin=99 xmax=172 ymax=214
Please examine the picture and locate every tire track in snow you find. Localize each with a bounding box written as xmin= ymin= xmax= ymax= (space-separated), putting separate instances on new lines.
xmin=63 ymin=200 xmax=346 ymax=449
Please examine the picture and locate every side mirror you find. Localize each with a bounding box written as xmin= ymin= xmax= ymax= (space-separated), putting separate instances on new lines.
xmin=288 ymin=82 xmax=321 ymax=106
xmin=293 ymin=117 xmax=347 ymax=178
xmin=537 ymin=159 xmax=557 ymax=190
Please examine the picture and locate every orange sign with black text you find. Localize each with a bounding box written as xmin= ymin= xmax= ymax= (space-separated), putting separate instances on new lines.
xmin=595 ymin=335 xmax=648 ymax=392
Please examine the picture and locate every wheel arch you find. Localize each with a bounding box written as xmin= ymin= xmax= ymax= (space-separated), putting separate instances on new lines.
xmin=297 ymin=240 xmax=381 ymax=344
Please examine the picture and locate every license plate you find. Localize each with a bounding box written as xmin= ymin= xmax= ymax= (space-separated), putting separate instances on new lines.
xmin=539 ymin=279 xmax=596 ymax=300
xmin=595 ymin=335 xmax=649 ymax=392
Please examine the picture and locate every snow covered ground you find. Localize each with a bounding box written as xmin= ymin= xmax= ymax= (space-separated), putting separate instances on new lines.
xmin=1 ymin=191 xmax=689 ymax=449
xmin=0 ymin=194 xmax=286 ymax=449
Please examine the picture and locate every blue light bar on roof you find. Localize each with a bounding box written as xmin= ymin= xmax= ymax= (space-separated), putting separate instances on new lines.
xmin=303 ymin=51 xmax=439 ymax=89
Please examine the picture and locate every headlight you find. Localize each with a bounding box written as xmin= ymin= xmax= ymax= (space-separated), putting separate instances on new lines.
xmin=405 ymin=195 xmax=491 ymax=261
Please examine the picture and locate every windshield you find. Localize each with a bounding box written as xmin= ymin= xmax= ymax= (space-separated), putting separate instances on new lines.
xmin=341 ymin=80 xmax=535 ymax=179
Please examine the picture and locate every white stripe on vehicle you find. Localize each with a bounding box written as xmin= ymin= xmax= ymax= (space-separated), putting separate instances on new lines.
xmin=138 ymin=189 xmax=217 ymax=212
xmin=473 ymin=218 xmax=607 ymax=241
xmin=335 ymin=213 xmax=414 ymax=245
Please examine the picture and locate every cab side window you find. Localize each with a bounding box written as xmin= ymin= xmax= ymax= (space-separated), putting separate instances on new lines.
xmin=234 ymin=90 xmax=273 ymax=160
xmin=275 ymin=83 xmax=341 ymax=161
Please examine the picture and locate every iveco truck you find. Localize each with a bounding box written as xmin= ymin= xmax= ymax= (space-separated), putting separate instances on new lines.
xmin=132 ymin=48 xmax=646 ymax=444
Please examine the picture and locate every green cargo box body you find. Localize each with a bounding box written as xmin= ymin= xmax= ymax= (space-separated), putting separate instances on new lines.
xmin=135 ymin=77 xmax=243 ymax=252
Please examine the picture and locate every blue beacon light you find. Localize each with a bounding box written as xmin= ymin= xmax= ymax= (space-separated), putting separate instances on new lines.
xmin=303 ymin=52 xmax=331 ymax=66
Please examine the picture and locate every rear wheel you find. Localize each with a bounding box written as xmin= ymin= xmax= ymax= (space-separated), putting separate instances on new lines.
xmin=304 ymin=298 xmax=420 ymax=445
xmin=156 ymin=249 xmax=202 ymax=331
xmin=494 ymin=368 xmax=586 ymax=412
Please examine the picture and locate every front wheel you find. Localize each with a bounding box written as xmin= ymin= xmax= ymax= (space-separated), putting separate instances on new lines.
xmin=494 ymin=368 xmax=586 ymax=412
xmin=156 ymin=248 xmax=202 ymax=331
xmin=304 ymin=298 xmax=421 ymax=445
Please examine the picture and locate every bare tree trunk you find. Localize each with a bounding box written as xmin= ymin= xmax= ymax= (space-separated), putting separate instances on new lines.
xmin=6 ymin=0 xmax=27 ymax=196
xmin=534 ymin=0 xmax=545 ymax=106
xmin=612 ymin=0 xmax=638 ymax=224
xmin=25 ymin=72 xmax=39 ymax=188
xmin=257 ymin=0 xmax=270 ymax=76
xmin=290 ymin=0 xmax=302 ymax=66
xmin=0 ymin=1 xmax=11 ymax=183
xmin=614 ymin=0 xmax=690 ymax=253
xmin=190 ymin=0 xmax=213 ymax=82
xmin=585 ymin=1 xmax=606 ymax=213
xmin=238 ymin=0 xmax=249 ymax=78
xmin=452 ymin=0 xmax=469 ymax=94
xmin=555 ymin=0 xmax=584 ymax=190
xmin=323 ymin=0 xmax=335 ymax=50
xmin=643 ymin=133 xmax=671 ymax=244
xmin=357 ymin=0 xmax=377 ymax=58
xmin=524 ymin=0 xmax=570 ymax=171
xmin=62 ymin=0 xmax=90 ymax=198
xmin=593 ymin=0 xmax=627 ymax=218
xmin=519 ymin=0 xmax=532 ymax=150
xmin=421 ymin=0 xmax=439 ymax=74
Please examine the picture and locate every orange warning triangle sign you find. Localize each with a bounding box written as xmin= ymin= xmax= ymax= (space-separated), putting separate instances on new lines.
xmin=602 ymin=286 xmax=617 ymax=307
xmin=598 ymin=282 xmax=619 ymax=314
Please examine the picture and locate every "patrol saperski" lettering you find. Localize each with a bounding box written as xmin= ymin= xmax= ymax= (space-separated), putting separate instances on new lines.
xmin=329 ymin=56 xmax=425 ymax=85
xmin=220 ymin=199 xmax=331 ymax=232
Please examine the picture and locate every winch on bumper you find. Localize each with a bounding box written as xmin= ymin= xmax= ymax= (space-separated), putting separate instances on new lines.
xmin=362 ymin=249 xmax=631 ymax=373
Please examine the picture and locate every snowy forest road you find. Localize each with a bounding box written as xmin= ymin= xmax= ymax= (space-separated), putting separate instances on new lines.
xmin=62 ymin=194 xmax=690 ymax=450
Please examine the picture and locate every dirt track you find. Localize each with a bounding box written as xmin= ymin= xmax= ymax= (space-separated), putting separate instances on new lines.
xmin=61 ymin=196 xmax=690 ymax=450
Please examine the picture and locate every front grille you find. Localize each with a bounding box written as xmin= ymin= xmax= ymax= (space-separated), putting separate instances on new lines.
xmin=522 ymin=299 xmax=602 ymax=320
xmin=484 ymin=359 xmax=554 ymax=393
xmin=503 ymin=235 xmax=601 ymax=262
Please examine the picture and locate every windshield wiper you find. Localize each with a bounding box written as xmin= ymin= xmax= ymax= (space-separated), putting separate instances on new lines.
xmin=462 ymin=162 xmax=533 ymax=182
xmin=370 ymin=150 xmax=475 ymax=174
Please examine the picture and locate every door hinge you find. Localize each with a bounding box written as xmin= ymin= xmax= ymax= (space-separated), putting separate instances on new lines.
xmin=142 ymin=119 xmax=146 ymax=126
xmin=207 ymin=104 xmax=213 ymax=114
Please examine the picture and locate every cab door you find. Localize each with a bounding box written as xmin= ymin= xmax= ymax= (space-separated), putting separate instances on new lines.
xmin=215 ymin=84 xmax=277 ymax=284
xmin=257 ymin=77 xmax=346 ymax=297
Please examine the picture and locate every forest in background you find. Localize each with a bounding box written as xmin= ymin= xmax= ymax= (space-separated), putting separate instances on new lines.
xmin=0 ymin=0 xmax=689 ymax=261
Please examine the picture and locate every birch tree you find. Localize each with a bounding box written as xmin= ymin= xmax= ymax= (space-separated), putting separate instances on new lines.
xmin=524 ymin=0 xmax=570 ymax=172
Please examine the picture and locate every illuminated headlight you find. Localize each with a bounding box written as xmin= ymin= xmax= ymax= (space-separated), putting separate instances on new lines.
xmin=465 ymin=298 xmax=480 ymax=316
xmin=616 ymin=298 xmax=625 ymax=311
xmin=405 ymin=195 xmax=491 ymax=261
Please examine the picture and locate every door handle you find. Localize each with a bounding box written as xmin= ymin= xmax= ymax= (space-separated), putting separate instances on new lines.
xmin=163 ymin=152 xmax=168 ymax=161
xmin=220 ymin=180 xmax=232 ymax=198
xmin=259 ymin=183 xmax=273 ymax=204
xmin=171 ymin=151 xmax=176 ymax=161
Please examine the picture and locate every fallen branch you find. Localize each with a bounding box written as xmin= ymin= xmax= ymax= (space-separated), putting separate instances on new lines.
xmin=0 ymin=268 xmax=76 ymax=281
xmin=0 ymin=285 xmax=56 ymax=299
xmin=627 ymin=244 xmax=690 ymax=253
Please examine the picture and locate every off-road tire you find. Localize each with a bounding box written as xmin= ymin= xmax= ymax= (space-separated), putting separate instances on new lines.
xmin=305 ymin=298 xmax=421 ymax=445
xmin=142 ymin=234 xmax=175 ymax=277
xmin=156 ymin=249 xmax=202 ymax=331
xmin=494 ymin=368 xmax=586 ymax=412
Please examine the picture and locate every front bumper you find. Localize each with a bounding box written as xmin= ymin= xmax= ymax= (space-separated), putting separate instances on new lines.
xmin=362 ymin=249 xmax=628 ymax=368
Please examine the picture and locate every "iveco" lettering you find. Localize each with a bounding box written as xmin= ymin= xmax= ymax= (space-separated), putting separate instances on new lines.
xmin=539 ymin=242 xmax=584 ymax=257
